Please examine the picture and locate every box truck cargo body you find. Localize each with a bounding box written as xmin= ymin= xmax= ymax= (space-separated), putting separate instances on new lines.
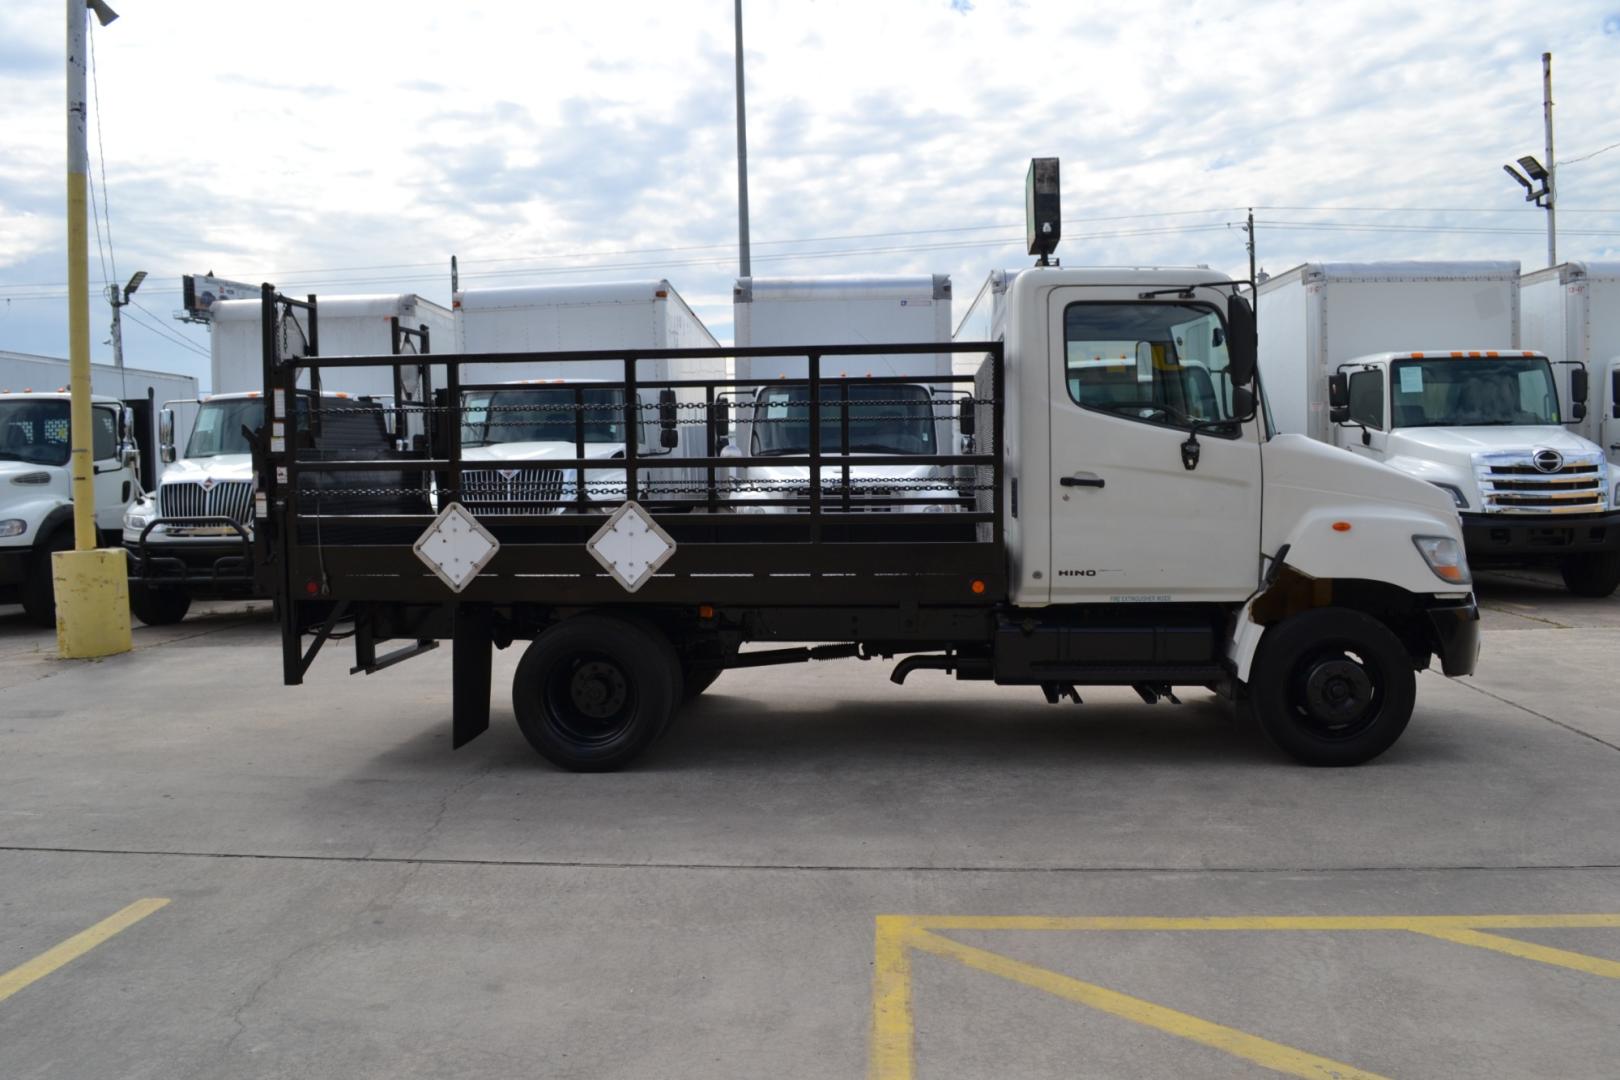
xmin=731 ymin=275 xmax=960 ymax=512
xmin=1258 ymin=262 xmax=1618 ymax=596
xmin=1521 ymin=262 xmax=1620 ymax=480
xmin=452 ymin=281 xmax=723 ymax=512
xmin=209 ymin=292 xmax=451 ymax=398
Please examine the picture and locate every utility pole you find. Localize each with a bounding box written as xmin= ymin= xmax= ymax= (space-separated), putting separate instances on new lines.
xmin=1245 ymin=208 xmax=1257 ymax=286
xmin=733 ymin=0 xmax=751 ymax=278
xmin=106 ymin=270 xmax=146 ymax=369
xmin=58 ymin=0 xmax=130 ymax=660
xmin=1542 ymin=51 xmax=1557 ymax=267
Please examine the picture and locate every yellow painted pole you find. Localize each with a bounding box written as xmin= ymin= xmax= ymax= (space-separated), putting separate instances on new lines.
xmin=66 ymin=1 xmax=95 ymax=552
xmin=55 ymin=0 xmax=130 ymax=659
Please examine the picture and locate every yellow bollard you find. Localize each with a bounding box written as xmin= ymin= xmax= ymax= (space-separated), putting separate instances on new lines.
xmin=52 ymin=549 xmax=132 ymax=659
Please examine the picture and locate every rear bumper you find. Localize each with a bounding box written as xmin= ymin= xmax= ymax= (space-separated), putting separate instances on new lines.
xmin=1460 ymin=511 xmax=1620 ymax=559
xmin=1425 ymin=597 xmax=1480 ymax=678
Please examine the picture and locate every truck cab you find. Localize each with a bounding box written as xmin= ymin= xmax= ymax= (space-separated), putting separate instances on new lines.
xmin=123 ymin=390 xmax=395 ymax=623
xmin=0 ymin=390 xmax=140 ymax=625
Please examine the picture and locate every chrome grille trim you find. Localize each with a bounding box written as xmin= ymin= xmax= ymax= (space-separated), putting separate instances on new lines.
xmin=157 ymin=480 xmax=255 ymax=524
xmin=1473 ymin=450 xmax=1607 ymax=514
xmin=461 ymin=468 xmax=567 ymax=514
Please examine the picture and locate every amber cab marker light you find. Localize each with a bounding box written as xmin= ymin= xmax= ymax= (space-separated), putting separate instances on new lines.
xmin=1332 ymin=521 xmax=1352 ymax=532
xmin=698 ymin=604 xmax=716 ymax=620
xmin=970 ymin=579 xmax=987 ymax=594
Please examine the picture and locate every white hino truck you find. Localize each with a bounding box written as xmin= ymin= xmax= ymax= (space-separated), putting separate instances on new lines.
xmin=123 ymin=292 xmax=449 ymax=623
xmin=258 ymin=163 xmax=1481 ymax=772
xmin=729 ymin=274 xmax=963 ymax=512
xmin=451 ymin=281 xmax=723 ymax=514
xmin=1257 ymin=262 xmax=1619 ymax=597
xmin=1521 ymin=261 xmax=1620 ymax=477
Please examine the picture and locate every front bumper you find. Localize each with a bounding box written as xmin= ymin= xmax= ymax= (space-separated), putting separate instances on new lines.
xmin=125 ymin=517 xmax=257 ymax=595
xmin=1460 ymin=511 xmax=1620 ymax=560
xmin=1424 ymin=597 xmax=1480 ymax=678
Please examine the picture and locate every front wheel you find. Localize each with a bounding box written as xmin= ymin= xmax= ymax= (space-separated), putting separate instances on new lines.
xmin=1248 ymin=607 xmax=1416 ymax=766
xmin=512 ymin=615 xmax=681 ymax=772
xmin=1559 ymin=551 xmax=1620 ymax=598
xmin=19 ymin=531 xmax=72 ymax=628
xmin=130 ymin=586 xmax=192 ymax=626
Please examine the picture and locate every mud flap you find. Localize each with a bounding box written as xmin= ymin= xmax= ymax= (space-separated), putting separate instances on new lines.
xmin=452 ymin=604 xmax=492 ymax=748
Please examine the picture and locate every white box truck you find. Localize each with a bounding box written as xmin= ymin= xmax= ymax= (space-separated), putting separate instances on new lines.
xmin=729 ymin=275 xmax=961 ymax=512
xmin=1521 ymin=261 xmax=1620 ymax=478
xmin=452 ymin=281 xmax=723 ymax=513
xmin=1257 ymin=262 xmax=1618 ymax=596
xmin=122 ymin=293 xmax=444 ymax=623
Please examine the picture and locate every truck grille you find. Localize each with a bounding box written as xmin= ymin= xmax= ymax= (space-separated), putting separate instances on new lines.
xmin=158 ymin=480 xmax=255 ymax=524
xmin=1473 ymin=451 xmax=1608 ymax=514
xmin=461 ymin=468 xmax=567 ymax=514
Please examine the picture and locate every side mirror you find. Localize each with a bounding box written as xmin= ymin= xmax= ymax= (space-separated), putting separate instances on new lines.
xmin=1612 ymin=369 xmax=1620 ymax=420
xmin=1226 ymin=295 xmax=1257 ymax=386
xmin=1232 ymin=385 xmax=1256 ymax=419
xmin=714 ymin=395 xmax=731 ymax=434
xmin=958 ymin=397 xmax=976 ymax=437
xmin=158 ymin=407 xmax=177 ymax=464
xmin=658 ymin=389 xmax=679 ymax=449
xmin=1570 ymin=366 xmax=1589 ymax=421
xmin=1327 ymin=373 xmax=1351 ymax=424
xmin=118 ymin=406 xmax=139 ymax=466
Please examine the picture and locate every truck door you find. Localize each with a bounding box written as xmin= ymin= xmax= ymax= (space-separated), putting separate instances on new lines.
xmin=90 ymin=405 xmax=128 ymax=534
xmin=1045 ymin=293 xmax=1263 ymax=601
xmin=1603 ymin=359 xmax=1620 ymax=470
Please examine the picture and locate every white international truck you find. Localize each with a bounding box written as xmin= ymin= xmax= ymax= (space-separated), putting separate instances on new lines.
xmin=729 ymin=274 xmax=962 ymax=512
xmin=0 ymin=390 xmax=141 ymax=625
xmin=1256 ymin=262 xmax=1619 ymax=597
xmin=451 ymin=281 xmax=723 ymax=513
xmin=259 ymin=164 xmax=1481 ymax=773
xmin=122 ymin=292 xmax=448 ymax=623
xmin=1521 ymin=261 xmax=1620 ymax=476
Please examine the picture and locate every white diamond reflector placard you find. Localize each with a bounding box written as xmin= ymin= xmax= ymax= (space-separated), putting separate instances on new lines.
xmin=413 ymin=502 xmax=500 ymax=593
xmin=586 ymin=500 xmax=676 ymax=593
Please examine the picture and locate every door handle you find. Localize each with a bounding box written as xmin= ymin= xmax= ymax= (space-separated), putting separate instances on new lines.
xmin=1060 ymin=472 xmax=1105 ymax=488
xmin=1609 ymin=443 xmax=1620 ymax=452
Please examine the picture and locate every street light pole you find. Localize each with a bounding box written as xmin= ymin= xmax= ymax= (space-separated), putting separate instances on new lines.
xmin=106 ymin=270 xmax=146 ymax=370
xmin=57 ymin=0 xmax=131 ymax=660
xmin=1542 ymin=51 xmax=1557 ymax=267
xmin=733 ymin=0 xmax=751 ymax=279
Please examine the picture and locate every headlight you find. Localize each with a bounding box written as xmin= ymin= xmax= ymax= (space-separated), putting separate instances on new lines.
xmin=1429 ymin=482 xmax=1468 ymax=510
xmin=0 ymin=519 xmax=27 ymax=538
xmin=124 ymin=513 xmax=150 ymax=530
xmin=1413 ymin=535 xmax=1471 ymax=585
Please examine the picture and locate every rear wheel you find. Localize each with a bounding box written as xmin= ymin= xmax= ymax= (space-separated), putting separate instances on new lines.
xmin=512 ymin=615 xmax=680 ymax=772
xmin=1249 ymin=607 xmax=1416 ymax=766
xmin=19 ymin=531 xmax=72 ymax=628
xmin=1559 ymin=551 xmax=1620 ymax=598
xmin=130 ymin=586 xmax=192 ymax=626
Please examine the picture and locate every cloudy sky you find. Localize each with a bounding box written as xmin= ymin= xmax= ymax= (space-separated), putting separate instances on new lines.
xmin=1 ymin=0 xmax=1617 ymax=388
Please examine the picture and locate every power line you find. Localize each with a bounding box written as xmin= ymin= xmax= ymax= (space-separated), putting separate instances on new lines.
xmin=1559 ymin=140 xmax=1620 ymax=166
xmin=88 ymin=22 xmax=118 ymax=286
xmin=123 ymin=304 xmax=209 ymax=359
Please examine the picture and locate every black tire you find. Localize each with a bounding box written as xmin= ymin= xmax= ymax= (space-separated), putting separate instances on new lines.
xmin=130 ymin=586 xmax=192 ymax=626
xmin=1559 ymin=551 xmax=1620 ymax=599
xmin=19 ymin=531 xmax=72 ymax=628
xmin=512 ymin=615 xmax=681 ymax=772
xmin=1248 ymin=607 xmax=1417 ymax=766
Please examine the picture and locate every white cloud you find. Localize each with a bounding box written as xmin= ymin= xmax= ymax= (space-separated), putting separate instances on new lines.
xmin=0 ymin=0 xmax=1617 ymax=374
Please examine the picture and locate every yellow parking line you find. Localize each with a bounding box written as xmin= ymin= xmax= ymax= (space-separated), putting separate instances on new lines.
xmin=909 ymin=914 xmax=1620 ymax=932
xmin=869 ymin=917 xmax=916 ymax=1080
xmin=0 ymin=898 xmax=170 ymax=1004
xmin=1411 ymin=927 xmax=1620 ymax=979
xmin=901 ymin=926 xmax=1388 ymax=1080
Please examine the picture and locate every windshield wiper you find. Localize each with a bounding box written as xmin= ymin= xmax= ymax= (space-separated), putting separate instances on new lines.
xmin=753 ymin=447 xmax=808 ymax=457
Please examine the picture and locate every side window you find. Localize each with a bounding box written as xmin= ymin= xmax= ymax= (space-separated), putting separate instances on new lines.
xmin=1062 ymin=303 xmax=1240 ymax=433
xmin=92 ymin=408 xmax=118 ymax=460
xmin=1348 ymin=370 xmax=1384 ymax=429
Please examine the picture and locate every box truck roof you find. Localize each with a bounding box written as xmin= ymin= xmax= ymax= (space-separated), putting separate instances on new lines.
xmin=1279 ymin=261 xmax=1521 ymax=284
xmin=454 ymin=281 xmax=676 ymax=310
xmin=210 ymin=293 xmax=441 ymax=322
xmin=734 ymin=274 xmax=950 ymax=303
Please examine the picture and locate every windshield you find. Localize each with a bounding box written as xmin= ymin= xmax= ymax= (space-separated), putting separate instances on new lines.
xmin=187 ymin=399 xmax=263 ymax=458
xmin=0 ymin=400 xmax=71 ymax=466
xmin=464 ymin=387 xmax=635 ymax=447
xmin=750 ymin=383 xmax=937 ymax=456
xmin=1389 ymin=357 xmax=1561 ymax=427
